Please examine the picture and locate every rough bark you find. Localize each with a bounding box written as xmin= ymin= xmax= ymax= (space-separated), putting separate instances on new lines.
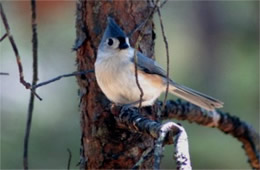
xmin=75 ymin=0 xmax=157 ymax=169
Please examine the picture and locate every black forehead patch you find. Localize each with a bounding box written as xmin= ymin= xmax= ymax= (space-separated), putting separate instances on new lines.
xmin=117 ymin=36 xmax=126 ymax=44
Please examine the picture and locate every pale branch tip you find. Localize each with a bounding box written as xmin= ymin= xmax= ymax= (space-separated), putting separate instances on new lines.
xmin=153 ymin=124 xmax=168 ymax=170
xmin=172 ymin=123 xmax=192 ymax=170
xmin=154 ymin=122 xmax=191 ymax=170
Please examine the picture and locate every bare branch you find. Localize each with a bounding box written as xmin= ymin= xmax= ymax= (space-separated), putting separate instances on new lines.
xmin=161 ymin=100 xmax=260 ymax=169
xmin=112 ymin=98 xmax=260 ymax=169
xmin=0 ymin=2 xmax=41 ymax=100
xmin=31 ymin=70 xmax=94 ymax=89
xmin=114 ymin=106 xmax=162 ymax=139
xmin=112 ymin=106 xmax=191 ymax=169
xmin=23 ymin=0 xmax=38 ymax=169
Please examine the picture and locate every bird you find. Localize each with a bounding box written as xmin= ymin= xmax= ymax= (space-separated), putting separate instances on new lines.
xmin=94 ymin=17 xmax=223 ymax=111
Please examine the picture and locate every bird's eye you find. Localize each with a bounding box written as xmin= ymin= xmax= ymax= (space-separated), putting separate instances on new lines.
xmin=107 ymin=38 xmax=113 ymax=46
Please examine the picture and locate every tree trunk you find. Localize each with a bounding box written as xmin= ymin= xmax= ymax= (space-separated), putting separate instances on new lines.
xmin=75 ymin=0 xmax=156 ymax=169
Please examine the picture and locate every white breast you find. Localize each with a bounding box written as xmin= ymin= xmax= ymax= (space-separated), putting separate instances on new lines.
xmin=95 ymin=48 xmax=163 ymax=106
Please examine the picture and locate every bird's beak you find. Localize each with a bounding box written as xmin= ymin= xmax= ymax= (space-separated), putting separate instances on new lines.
xmin=119 ymin=43 xmax=129 ymax=49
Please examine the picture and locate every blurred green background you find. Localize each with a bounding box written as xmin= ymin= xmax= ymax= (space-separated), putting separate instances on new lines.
xmin=0 ymin=1 xmax=259 ymax=169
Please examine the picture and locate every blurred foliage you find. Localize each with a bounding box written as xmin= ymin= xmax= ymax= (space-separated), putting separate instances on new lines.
xmin=0 ymin=1 xmax=259 ymax=169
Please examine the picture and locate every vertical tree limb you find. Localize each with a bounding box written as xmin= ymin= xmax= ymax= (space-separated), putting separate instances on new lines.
xmin=23 ymin=0 xmax=38 ymax=169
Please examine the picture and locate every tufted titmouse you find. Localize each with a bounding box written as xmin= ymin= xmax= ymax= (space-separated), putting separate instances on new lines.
xmin=95 ymin=17 xmax=223 ymax=111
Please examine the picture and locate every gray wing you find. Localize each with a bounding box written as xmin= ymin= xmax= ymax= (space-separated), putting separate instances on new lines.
xmin=132 ymin=51 xmax=224 ymax=110
xmin=131 ymin=52 xmax=167 ymax=78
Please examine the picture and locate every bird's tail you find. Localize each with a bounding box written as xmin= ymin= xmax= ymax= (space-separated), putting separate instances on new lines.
xmin=169 ymin=82 xmax=223 ymax=111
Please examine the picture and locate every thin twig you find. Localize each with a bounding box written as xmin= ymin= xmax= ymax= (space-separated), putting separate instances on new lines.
xmin=0 ymin=2 xmax=41 ymax=100
xmin=0 ymin=3 xmax=27 ymax=87
xmin=31 ymin=70 xmax=94 ymax=89
xmin=132 ymin=0 xmax=160 ymax=110
xmin=156 ymin=2 xmax=170 ymax=110
xmin=23 ymin=0 xmax=38 ymax=169
xmin=133 ymin=38 xmax=144 ymax=110
xmin=0 ymin=72 xmax=9 ymax=75
xmin=67 ymin=148 xmax=72 ymax=170
xmin=29 ymin=90 xmax=42 ymax=100
xmin=0 ymin=32 xmax=7 ymax=42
